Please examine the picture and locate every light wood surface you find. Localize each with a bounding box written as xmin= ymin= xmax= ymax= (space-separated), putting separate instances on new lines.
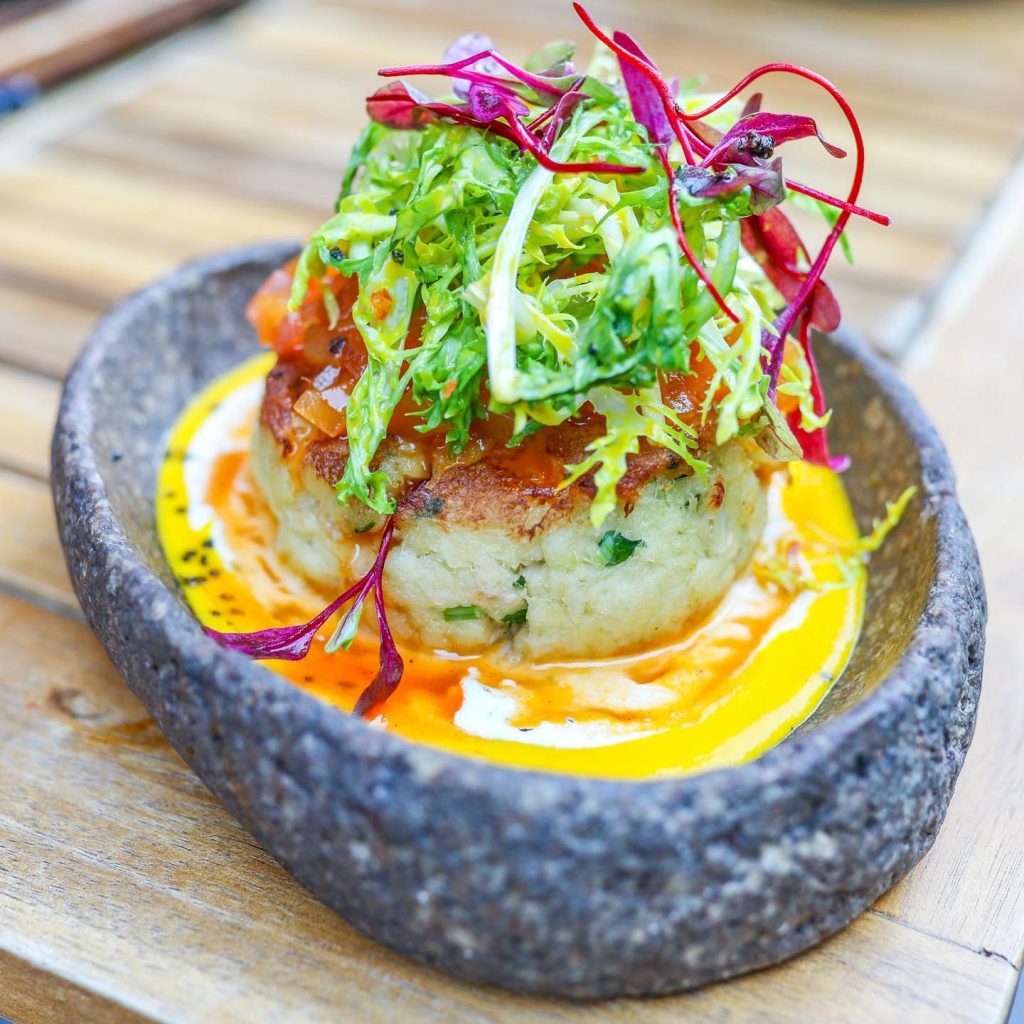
xmin=0 ymin=0 xmax=243 ymax=91
xmin=0 ymin=0 xmax=1021 ymax=1020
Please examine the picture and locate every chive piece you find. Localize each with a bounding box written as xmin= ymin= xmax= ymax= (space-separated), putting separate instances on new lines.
xmin=501 ymin=605 xmax=528 ymax=625
xmin=354 ymin=521 xmax=375 ymax=534
xmin=444 ymin=605 xmax=481 ymax=621
xmin=597 ymin=530 xmax=645 ymax=567
xmin=512 ymin=574 xmax=526 ymax=590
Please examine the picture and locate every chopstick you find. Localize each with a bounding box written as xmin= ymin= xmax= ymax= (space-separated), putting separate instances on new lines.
xmin=0 ymin=0 xmax=244 ymax=115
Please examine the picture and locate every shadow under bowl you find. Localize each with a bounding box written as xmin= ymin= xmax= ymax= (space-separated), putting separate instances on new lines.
xmin=51 ymin=242 xmax=986 ymax=998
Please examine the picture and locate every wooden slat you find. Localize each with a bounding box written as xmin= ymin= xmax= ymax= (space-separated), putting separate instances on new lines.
xmin=0 ymin=0 xmax=242 ymax=89
xmin=0 ymin=366 xmax=60 ymax=479
xmin=0 ymin=279 xmax=100 ymax=376
xmin=0 ymin=593 xmax=1015 ymax=1024
xmin=0 ymin=469 xmax=76 ymax=611
xmin=873 ymin=165 xmax=1024 ymax=972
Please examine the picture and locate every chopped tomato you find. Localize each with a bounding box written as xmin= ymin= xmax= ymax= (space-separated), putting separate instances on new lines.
xmin=658 ymin=342 xmax=721 ymax=432
xmin=246 ymin=258 xmax=359 ymax=362
xmin=370 ymin=289 xmax=394 ymax=321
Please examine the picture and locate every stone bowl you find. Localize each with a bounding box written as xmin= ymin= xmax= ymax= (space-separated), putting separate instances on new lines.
xmin=51 ymin=242 xmax=986 ymax=998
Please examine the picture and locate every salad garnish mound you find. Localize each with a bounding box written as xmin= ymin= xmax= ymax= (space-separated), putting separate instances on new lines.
xmin=204 ymin=5 xmax=891 ymax=717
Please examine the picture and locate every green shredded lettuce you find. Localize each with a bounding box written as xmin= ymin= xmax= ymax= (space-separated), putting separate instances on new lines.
xmin=290 ymin=55 xmax=801 ymax=526
xmin=756 ymin=486 xmax=917 ymax=593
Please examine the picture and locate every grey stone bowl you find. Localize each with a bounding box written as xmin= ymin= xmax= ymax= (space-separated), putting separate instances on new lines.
xmin=51 ymin=242 xmax=986 ymax=998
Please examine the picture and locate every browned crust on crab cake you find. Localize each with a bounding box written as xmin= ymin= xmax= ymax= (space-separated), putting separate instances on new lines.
xmin=260 ymin=358 xmax=695 ymax=536
xmin=254 ymin=358 xmax=768 ymax=660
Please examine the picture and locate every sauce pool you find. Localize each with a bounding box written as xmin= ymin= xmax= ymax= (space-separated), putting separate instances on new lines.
xmin=157 ymin=354 xmax=865 ymax=780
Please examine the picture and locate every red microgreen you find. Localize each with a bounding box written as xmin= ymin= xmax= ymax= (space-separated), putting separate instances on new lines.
xmin=701 ymin=111 xmax=847 ymax=166
xmin=740 ymin=208 xmax=841 ymax=335
xmin=576 ymin=12 xmax=696 ymax=163
xmin=657 ymin=149 xmax=739 ymax=321
xmin=204 ymin=517 xmax=405 ymax=717
xmin=366 ymin=81 xmax=518 ymax=144
xmin=609 ymin=25 xmax=739 ymax=322
xmin=664 ymin=59 xmax=873 ymax=388
xmin=442 ymin=33 xmax=504 ymax=99
xmin=573 ymin=2 xmax=890 ymax=458
xmin=352 ymin=582 xmax=404 ymax=717
xmin=374 ymin=46 xmax=643 ymax=176
xmin=787 ymin=313 xmax=850 ymax=472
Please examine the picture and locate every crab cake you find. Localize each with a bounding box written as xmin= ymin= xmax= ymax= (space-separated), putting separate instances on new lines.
xmin=252 ymin=358 xmax=767 ymax=660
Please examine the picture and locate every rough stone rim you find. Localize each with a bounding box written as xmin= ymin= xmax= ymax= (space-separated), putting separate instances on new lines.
xmin=51 ymin=241 xmax=984 ymax=995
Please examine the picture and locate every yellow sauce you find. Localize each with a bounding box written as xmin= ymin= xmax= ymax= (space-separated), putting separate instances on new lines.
xmin=157 ymin=354 xmax=865 ymax=780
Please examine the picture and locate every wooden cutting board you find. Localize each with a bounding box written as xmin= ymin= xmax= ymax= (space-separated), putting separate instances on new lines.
xmin=0 ymin=0 xmax=1021 ymax=1019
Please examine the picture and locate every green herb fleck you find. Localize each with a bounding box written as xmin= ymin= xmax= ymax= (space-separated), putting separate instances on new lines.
xmin=597 ymin=530 xmax=645 ymax=567
xmin=501 ymin=605 xmax=528 ymax=625
xmin=354 ymin=521 xmax=375 ymax=534
xmin=444 ymin=605 xmax=481 ymax=622
xmin=512 ymin=574 xmax=526 ymax=590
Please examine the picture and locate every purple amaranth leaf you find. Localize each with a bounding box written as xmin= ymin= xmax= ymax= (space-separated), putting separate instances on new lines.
xmin=443 ymin=33 xmax=501 ymax=99
xmin=467 ymin=81 xmax=528 ymax=123
xmin=203 ymin=576 xmax=367 ymax=660
xmin=678 ymin=158 xmax=785 ymax=215
xmin=792 ymin=414 xmax=850 ymax=472
xmin=205 ymin=518 xmax=408 ymax=718
xmin=366 ymin=82 xmax=518 ymax=144
xmin=703 ymin=111 xmax=846 ymax=168
xmin=352 ymin=579 xmax=405 ymax=717
xmin=539 ymin=82 xmax=586 ymax=148
xmin=366 ymin=81 xmax=442 ymax=128
xmin=612 ymin=30 xmax=673 ymax=149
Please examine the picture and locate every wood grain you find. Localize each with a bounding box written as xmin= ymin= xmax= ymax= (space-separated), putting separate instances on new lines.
xmin=0 ymin=469 xmax=77 ymax=612
xmin=0 ymin=365 xmax=59 ymax=479
xmin=0 ymin=0 xmax=242 ymax=90
xmin=873 ymin=165 xmax=1024 ymax=972
xmin=0 ymin=0 xmax=1022 ymax=1019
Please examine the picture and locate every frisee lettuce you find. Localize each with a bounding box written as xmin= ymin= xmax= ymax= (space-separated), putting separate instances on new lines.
xmin=289 ymin=41 xmax=815 ymax=526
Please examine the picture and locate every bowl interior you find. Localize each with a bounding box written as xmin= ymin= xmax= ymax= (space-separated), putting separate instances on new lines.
xmin=81 ymin=246 xmax=931 ymax=744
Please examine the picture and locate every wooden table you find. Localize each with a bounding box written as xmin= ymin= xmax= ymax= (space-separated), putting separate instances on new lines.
xmin=1 ymin=0 xmax=1022 ymax=1019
